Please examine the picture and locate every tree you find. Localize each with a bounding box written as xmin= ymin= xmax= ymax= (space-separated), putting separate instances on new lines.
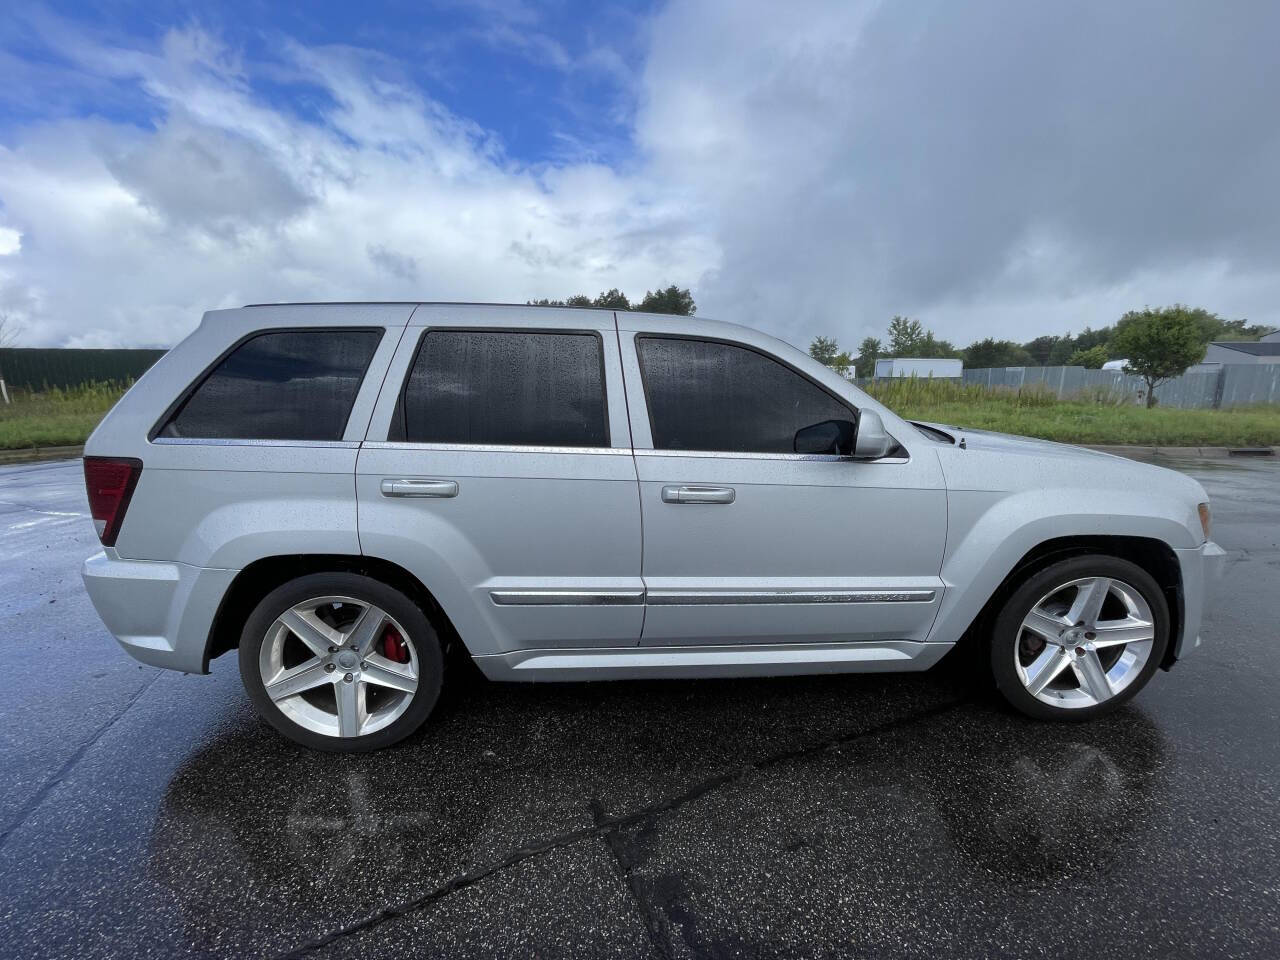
xmin=1023 ymin=335 xmax=1060 ymax=366
xmin=592 ymin=288 xmax=632 ymax=310
xmin=962 ymin=338 xmax=1032 ymax=368
xmin=637 ymin=285 xmax=696 ymax=315
xmin=808 ymin=336 xmax=841 ymax=366
xmin=1067 ymin=344 xmax=1109 ymax=368
xmin=530 ymin=286 xmax=697 ymax=315
xmin=854 ymin=337 xmax=882 ymax=379
xmin=1207 ymin=316 xmax=1270 ymax=341
xmin=1047 ymin=333 xmax=1077 ymax=366
xmin=807 ymin=336 xmax=853 ymax=377
xmin=1111 ymin=306 xmax=1207 ymax=407
xmin=887 ymin=316 xmax=926 ymax=355
xmin=882 ymin=316 xmax=958 ymax=359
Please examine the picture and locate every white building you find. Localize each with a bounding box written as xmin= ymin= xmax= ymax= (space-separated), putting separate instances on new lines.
xmin=873 ymin=357 xmax=963 ymax=379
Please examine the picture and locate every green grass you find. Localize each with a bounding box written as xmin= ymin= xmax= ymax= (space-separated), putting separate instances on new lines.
xmin=0 ymin=381 xmax=129 ymax=450
xmin=1 ymin=377 xmax=1278 ymax=451
xmin=862 ymin=377 xmax=1280 ymax=447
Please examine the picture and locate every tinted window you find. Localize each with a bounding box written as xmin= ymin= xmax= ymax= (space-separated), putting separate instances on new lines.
xmin=161 ymin=329 xmax=382 ymax=441
xmin=397 ymin=330 xmax=609 ymax=447
xmin=638 ymin=336 xmax=854 ymax=453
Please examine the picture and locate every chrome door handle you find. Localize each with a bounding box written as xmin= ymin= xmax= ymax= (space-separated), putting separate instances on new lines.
xmin=661 ymin=485 xmax=735 ymax=504
xmin=380 ymin=478 xmax=458 ymax=498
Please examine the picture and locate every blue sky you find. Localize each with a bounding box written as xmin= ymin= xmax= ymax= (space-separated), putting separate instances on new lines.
xmin=1 ymin=1 xmax=1278 ymax=348
xmin=1 ymin=0 xmax=652 ymax=165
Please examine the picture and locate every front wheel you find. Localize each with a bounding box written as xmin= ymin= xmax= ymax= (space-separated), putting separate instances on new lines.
xmin=990 ymin=555 xmax=1170 ymax=721
xmin=239 ymin=573 xmax=443 ymax=751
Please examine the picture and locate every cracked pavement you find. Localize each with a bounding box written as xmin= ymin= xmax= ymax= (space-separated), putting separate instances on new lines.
xmin=1 ymin=456 xmax=1278 ymax=958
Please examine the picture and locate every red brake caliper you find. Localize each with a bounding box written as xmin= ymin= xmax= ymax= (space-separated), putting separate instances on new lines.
xmin=381 ymin=626 xmax=410 ymax=663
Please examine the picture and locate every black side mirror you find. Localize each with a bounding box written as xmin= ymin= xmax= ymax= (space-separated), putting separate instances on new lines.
xmin=793 ymin=418 xmax=856 ymax=456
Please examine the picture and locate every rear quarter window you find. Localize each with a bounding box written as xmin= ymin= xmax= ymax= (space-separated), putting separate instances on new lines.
xmin=158 ymin=329 xmax=383 ymax=441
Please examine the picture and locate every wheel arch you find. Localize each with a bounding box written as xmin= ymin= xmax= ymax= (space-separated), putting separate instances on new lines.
xmin=203 ymin=553 xmax=464 ymax=671
xmin=951 ymin=534 xmax=1183 ymax=669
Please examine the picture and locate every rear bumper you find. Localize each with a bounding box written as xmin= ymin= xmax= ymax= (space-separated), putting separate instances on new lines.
xmin=82 ymin=550 xmax=237 ymax=674
xmin=1171 ymin=539 xmax=1226 ymax=660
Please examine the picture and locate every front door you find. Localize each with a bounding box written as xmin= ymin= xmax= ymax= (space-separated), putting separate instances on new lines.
xmin=618 ymin=327 xmax=947 ymax=647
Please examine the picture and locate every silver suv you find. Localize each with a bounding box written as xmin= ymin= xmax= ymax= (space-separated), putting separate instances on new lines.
xmin=81 ymin=303 xmax=1225 ymax=750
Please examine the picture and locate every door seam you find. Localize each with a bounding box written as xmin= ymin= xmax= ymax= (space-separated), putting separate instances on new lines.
xmin=613 ymin=310 xmax=647 ymax=644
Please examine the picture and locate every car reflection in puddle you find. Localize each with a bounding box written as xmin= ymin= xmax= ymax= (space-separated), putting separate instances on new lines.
xmin=142 ymin=680 xmax=1168 ymax=952
xmin=929 ymin=710 xmax=1166 ymax=888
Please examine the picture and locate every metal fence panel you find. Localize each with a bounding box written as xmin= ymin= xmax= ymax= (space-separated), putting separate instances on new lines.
xmin=959 ymin=363 xmax=1280 ymax=408
xmin=0 ymin=348 xmax=167 ymax=391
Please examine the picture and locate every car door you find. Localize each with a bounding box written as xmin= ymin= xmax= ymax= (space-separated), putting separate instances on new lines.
xmin=618 ymin=319 xmax=948 ymax=648
xmin=356 ymin=306 xmax=643 ymax=658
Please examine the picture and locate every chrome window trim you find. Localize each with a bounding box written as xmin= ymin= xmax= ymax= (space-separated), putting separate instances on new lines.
xmin=151 ymin=437 xmax=361 ymax=449
xmin=645 ymin=589 xmax=937 ymax=605
xmin=632 ymin=448 xmax=910 ymax=464
xmin=490 ymin=589 xmax=646 ymax=606
xmin=363 ymin=441 xmax=634 ymax=456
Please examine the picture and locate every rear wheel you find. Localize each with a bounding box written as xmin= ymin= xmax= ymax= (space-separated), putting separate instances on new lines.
xmin=990 ymin=555 xmax=1169 ymax=720
xmin=239 ymin=573 xmax=443 ymax=751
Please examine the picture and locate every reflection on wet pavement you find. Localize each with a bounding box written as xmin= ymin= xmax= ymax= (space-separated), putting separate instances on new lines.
xmin=0 ymin=457 xmax=1278 ymax=958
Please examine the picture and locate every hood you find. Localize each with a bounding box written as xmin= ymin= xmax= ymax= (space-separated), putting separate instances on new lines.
xmin=913 ymin=422 xmax=1121 ymax=463
xmin=916 ymin=421 xmax=1209 ymax=517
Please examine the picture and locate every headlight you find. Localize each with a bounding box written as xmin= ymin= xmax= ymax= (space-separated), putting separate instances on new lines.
xmin=1198 ymin=502 xmax=1211 ymax=541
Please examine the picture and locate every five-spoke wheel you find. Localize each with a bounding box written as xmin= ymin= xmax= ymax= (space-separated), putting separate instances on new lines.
xmin=240 ymin=573 xmax=442 ymax=751
xmin=991 ymin=556 xmax=1169 ymax=720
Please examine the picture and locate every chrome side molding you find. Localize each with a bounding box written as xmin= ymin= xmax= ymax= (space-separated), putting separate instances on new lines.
xmin=645 ymin=589 xmax=937 ymax=605
xmin=489 ymin=588 xmax=936 ymax=606
xmin=489 ymin=590 xmax=646 ymax=606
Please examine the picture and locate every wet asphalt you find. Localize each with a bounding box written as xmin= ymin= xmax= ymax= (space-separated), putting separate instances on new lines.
xmin=0 ymin=455 xmax=1277 ymax=959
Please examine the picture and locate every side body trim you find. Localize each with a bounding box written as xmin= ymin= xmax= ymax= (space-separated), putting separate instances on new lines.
xmin=488 ymin=588 xmax=935 ymax=606
xmin=490 ymin=589 xmax=646 ymax=606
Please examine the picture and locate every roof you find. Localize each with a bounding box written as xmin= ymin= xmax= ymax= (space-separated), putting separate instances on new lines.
xmin=1209 ymin=340 xmax=1280 ymax=357
xmin=239 ymin=299 xmax=695 ymax=320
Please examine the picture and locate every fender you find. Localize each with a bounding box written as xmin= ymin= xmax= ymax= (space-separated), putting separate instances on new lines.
xmin=929 ymin=485 xmax=1199 ymax=646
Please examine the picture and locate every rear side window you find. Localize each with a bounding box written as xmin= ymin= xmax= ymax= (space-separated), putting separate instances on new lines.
xmin=160 ymin=329 xmax=382 ymax=441
xmin=637 ymin=336 xmax=854 ymax=453
xmin=394 ymin=330 xmax=609 ymax=447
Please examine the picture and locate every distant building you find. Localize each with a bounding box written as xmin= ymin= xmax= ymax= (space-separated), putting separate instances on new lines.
xmin=1101 ymin=359 xmax=1128 ymax=371
xmin=1261 ymin=329 xmax=1280 ymax=343
xmin=1202 ymin=341 xmax=1280 ymax=365
xmin=873 ymin=357 xmax=963 ymax=379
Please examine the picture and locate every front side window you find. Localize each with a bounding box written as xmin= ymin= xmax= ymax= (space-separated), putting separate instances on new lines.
xmin=637 ymin=336 xmax=855 ymax=453
xmin=160 ymin=329 xmax=382 ymax=441
xmin=395 ymin=330 xmax=609 ymax=447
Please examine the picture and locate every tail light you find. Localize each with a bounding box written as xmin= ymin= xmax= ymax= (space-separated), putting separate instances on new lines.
xmin=84 ymin=457 xmax=143 ymax=547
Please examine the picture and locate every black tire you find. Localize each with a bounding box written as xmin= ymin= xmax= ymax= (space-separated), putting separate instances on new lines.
xmin=238 ymin=572 xmax=443 ymax=752
xmin=989 ymin=555 xmax=1169 ymax=721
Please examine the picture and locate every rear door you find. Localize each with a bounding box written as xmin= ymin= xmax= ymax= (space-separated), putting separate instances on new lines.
xmin=618 ymin=320 xmax=948 ymax=648
xmin=356 ymin=306 xmax=643 ymax=658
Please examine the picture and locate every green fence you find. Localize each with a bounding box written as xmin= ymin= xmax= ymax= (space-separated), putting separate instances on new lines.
xmin=0 ymin=348 xmax=167 ymax=391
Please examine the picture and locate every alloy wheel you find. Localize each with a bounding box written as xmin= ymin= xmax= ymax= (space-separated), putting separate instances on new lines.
xmin=258 ymin=595 xmax=420 ymax=738
xmin=1014 ymin=577 xmax=1155 ymax=709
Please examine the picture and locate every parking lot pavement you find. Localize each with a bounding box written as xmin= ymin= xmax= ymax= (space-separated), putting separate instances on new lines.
xmin=0 ymin=456 xmax=1277 ymax=958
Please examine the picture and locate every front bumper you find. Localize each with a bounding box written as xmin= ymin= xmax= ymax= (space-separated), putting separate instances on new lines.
xmin=1171 ymin=539 xmax=1226 ymax=661
xmin=82 ymin=550 xmax=238 ymax=674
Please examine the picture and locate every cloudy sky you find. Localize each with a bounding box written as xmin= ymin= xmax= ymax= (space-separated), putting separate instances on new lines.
xmin=1 ymin=0 xmax=1278 ymax=349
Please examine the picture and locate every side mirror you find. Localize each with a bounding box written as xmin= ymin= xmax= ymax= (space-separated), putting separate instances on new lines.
xmin=852 ymin=409 xmax=894 ymax=460
xmin=794 ymin=419 xmax=856 ymax=456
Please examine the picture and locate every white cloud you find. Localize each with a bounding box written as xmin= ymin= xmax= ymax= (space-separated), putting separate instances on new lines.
xmin=3 ymin=2 xmax=1279 ymax=350
xmin=636 ymin=0 xmax=1280 ymax=345
xmin=0 ymin=227 xmax=20 ymax=255
xmin=0 ymin=25 xmax=718 ymax=347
